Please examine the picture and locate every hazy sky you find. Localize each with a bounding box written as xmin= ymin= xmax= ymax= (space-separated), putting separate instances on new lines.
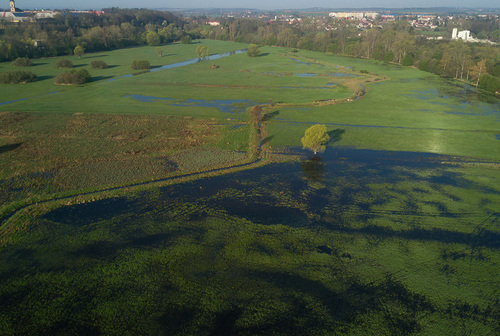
xmin=9 ymin=0 xmax=500 ymax=10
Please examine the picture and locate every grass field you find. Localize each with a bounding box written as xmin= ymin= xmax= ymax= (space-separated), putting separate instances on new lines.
xmin=0 ymin=40 xmax=499 ymax=335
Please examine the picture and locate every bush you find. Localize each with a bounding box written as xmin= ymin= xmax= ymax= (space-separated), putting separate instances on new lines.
xmin=54 ymin=69 xmax=91 ymax=85
xmin=0 ymin=70 xmax=37 ymax=84
xmin=90 ymin=60 xmax=108 ymax=69
xmin=131 ymin=60 xmax=150 ymax=70
xmin=478 ymin=74 xmax=500 ymax=94
xmin=56 ymin=59 xmax=73 ymax=68
xmin=360 ymin=69 xmax=369 ymax=74
xmin=12 ymin=57 xmax=33 ymax=67
xmin=181 ymin=35 xmax=192 ymax=44
xmin=247 ymin=44 xmax=261 ymax=57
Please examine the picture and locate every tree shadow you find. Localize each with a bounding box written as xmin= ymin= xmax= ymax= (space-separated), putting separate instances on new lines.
xmin=261 ymin=135 xmax=274 ymax=145
xmin=263 ymin=110 xmax=279 ymax=121
xmin=259 ymin=53 xmax=270 ymax=57
xmin=73 ymin=64 xmax=88 ymax=68
xmin=301 ymin=155 xmax=326 ymax=183
xmin=0 ymin=143 xmax=22 ymax=154
xmin=84 ymin=54 xmax=108 ymax=59
xmin=33 ymin=62 xmax=48 ymax=66
xmin=103 ymin=65 xmax=119 ymax=69
xmin=36 ymin=75 xmax=54 ymax=81
xmin=326 ymin=129 xmax=345 ymax=146
xmin=91 ymin=76 xmax=114 ymax=82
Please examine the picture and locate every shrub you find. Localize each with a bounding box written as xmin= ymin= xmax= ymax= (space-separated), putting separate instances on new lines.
xmin=131 ymin=60 xmax=150 ymax=70
xmin=56 ymin=59 xmax=73 ymax=68
xmin=181 ymin=35 xmax=192 ymax=44
xmin=360 ymin=69 xmax=369 ymax=74
xmin=12 ymin=57 xmax=33 ymax=67
xmin=54 ymin=69 xmax=91 ymax=85
xmin=0 ymin=70 xmax=37 ymax=84
xmin=247 ymin=44 xmax=261 ymax=57
xmin=90 ymin=60 xmax=108 ymax=69
xmin=478 ymin=74 xmax=500 ymax=94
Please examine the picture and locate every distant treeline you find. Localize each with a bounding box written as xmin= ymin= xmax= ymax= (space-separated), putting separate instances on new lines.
xmin=0 ymin=8 xmax=191 ymax=61
xmin=1 ymin=10 xmax=499 ymax=92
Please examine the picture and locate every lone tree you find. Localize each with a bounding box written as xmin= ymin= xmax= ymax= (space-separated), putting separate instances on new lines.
xmin=155 ymin=47 xmax=164 ymax=57
xmin=301 ymin=124 xmax=330 ymax=155
xmin=196 ymin=45 xmax=209 ymax=60
xmin=74 ymin=46 xmax=84 ymax=59
xmin=247 ymin=44 xmax=261 ymax=57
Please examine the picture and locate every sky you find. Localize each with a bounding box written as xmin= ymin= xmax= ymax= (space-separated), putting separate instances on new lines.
xmin=9 ymin=0 xmax=500 ymax=10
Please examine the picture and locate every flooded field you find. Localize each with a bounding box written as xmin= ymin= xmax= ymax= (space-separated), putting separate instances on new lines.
xmin=1 ymin=148 xmax=498 ymax=335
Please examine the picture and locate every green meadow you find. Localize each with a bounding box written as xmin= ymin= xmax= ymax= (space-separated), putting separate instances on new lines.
xmin=0 ymin=40 xmax=499 ymax=335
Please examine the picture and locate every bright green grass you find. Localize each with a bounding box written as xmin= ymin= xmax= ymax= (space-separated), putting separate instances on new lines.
xmin=2 ymin=41 xmax=497 ymax=160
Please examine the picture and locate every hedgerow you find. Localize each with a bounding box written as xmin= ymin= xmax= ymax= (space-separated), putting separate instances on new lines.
xmin=0 ymin=70 xmax=37 ymax=83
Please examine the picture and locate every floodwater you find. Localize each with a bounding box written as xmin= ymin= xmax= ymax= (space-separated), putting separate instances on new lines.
xmin=2 ymin=147 xmax=499 ymax=334
xmin=123 ymin=95 xmax=261 ymax=114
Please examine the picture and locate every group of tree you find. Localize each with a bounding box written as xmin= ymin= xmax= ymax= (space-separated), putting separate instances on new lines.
xmin=198 ymin=17 xmax=499 ymax=93
xmin=1 ymin=9 xmax=498 ymax=93
xmin=0 ymin=8 xmax=188 ymax=62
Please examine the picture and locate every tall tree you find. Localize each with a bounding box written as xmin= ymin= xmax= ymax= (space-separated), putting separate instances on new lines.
xmin=301 ymin=124 xmax=330 ymax=156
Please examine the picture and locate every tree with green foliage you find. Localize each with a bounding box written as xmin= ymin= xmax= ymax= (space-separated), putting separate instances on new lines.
xmin=155 ymin=47 xmax=164 ymax=57
xmin=196 ymin=45 xmax=209 ymax=60
xmin=146 ymin=32 xmax=161 ymax=46
xmin=470 ymin=60 xmax=487 ymax=86
xmin=478 ymin=73 xmax=500 ymax=94
xmin=74 ymin=46 xmax=84 ymax=59
xmin=301 ymin=124 xmax=330 ymax=156
xmin=247 ymin=44 xmax=261 ymax=57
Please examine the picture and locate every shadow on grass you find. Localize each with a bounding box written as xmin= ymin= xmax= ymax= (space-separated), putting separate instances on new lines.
xmin=0 ymin=143 xmax=22 ymax=154
xmin=73 ymin=64 xmax=88 ymax=68
xmin=33 ymin=62 xmax=49 ymax=66
xmin=36 ymin=75 xmax=53 ymax=81
xmin=262 ymin=135 xmax=274 ymax=145
xmin=263 ymin=110 xmax=279 ymax=121
xmin=318 ymin=221 xmax=500 ymax=249
xmin=326 ymin=129 xmax=345 ymax=146
xmin=259 ymin=53 xmax=270 ymax=57
xmin=91 ymin=76 xmax=114 ymax=82
xmin=84 ymin=55 xmax=109 ymax=59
